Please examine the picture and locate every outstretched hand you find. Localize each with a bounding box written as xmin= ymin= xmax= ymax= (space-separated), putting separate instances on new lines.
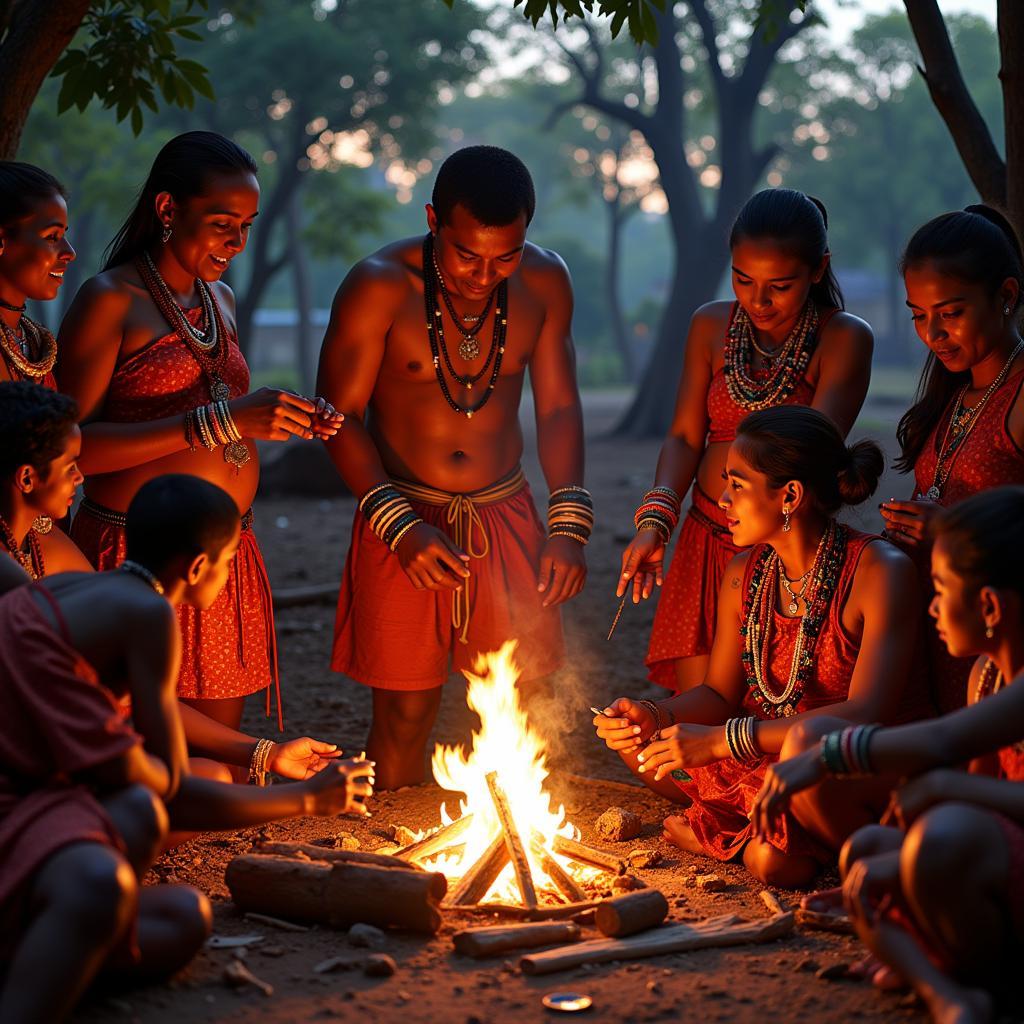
xmin=302 ymin=756 xmax=376 ymax=817
xmin=750 ymin=746 xmax=826 ymax=837
xmin=878 ymin=497 xmax=940 ymax=549
xmin=636 ymin=722 xmax=722 ymax=779
xmin=617 ymin=528 xmax=665 ymax=603
xmin=269 ymin=737 xmax=342 ymax=780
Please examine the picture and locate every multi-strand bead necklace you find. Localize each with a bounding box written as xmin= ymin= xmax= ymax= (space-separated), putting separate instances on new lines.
xmin=422 ymin=234 xmax=507 ymax=419
xmin=136 ymin=253 xmax=250 ymax=469
xmin=724 ymin=303 xmax=820 ymax=412
xmin=0 ymin=513 xmax=44 ymax=579
xmin=740 ymin=521 xmax=847 ymax=719
xmin=0 ymin=312 xmax=57 ymax=382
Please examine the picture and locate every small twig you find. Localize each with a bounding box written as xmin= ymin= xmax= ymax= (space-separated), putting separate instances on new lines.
xmin=759 ymin=890 xmax=787 ymax=917
xmin=243 ymin=912 xmax=311 ymax=932
xmin=606 ymin=596 xmax=627 ymax=640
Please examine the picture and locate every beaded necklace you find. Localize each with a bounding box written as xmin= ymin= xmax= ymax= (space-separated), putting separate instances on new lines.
xmin=724 ymin=303 xmax=819 ymax=412
xmin=919 ymin=339 xmax=1024 ymax=501
xmin=431 ymin=249 xmax=496 ymax=361
xmin=119 ymin=559 xmax=165 ymax=595
xmin=421 ymin=234 xmax=507 ymax=419
xmin=740 ymin=521 xmax=847 ymax=718
xmin=0 ymin=314 xmax=57 ymax=381
xmin=0 ymin=513 xmax=44 ymax=580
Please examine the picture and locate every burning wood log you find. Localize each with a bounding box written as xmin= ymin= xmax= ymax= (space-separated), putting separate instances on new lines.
xmin=551 ymin=835 xmax=626 ymax=875
xmin=226 ymin=853 xmax=446 ymax=933
xmin=530 ymin=833 xmax=586 ymax=904
xmin=393 ymin=813 xmax=476 ymax=863
xmin=519 ymin=911 xmax=795 ymax=975
xmin=454 ymin=900 xmax=598 ymax=921
xmin=446 ymin=832 xmax=509 ymax=906
xmin=255 ymin=841 xmax=424 ymax=871
xmin=485 ymin=771 xmax=537 ymax=909
xmin=452 ymin=921 xmax=582 ymax=958
xmin=595 ymin=889 xmax=669 ymax=938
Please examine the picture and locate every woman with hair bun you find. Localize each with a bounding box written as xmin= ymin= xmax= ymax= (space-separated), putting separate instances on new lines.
xmin=57 ymin=131 xmax=344 ymax=731
xmin=0 ymin=162 xmax=75 ymax=389
xmin=621 ymin=188 xmax=874 ymax=695
xmin=881 ymin=205 xmax=1024 ymax=715
xmin=596 ymin=405 xmax=924 ymax=887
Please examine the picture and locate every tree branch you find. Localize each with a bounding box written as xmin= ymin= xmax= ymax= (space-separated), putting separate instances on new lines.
xmin=688 ymin=0 xmax=726 ymax=98
xmin=903 ymin=0 xmax=1006 ymax=207
xmin=738 ymin=7 xmax=812 ymax=107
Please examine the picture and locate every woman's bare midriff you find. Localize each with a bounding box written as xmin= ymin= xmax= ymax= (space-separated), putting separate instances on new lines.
xmin=83 ymin=440 xmax=259 ymax=513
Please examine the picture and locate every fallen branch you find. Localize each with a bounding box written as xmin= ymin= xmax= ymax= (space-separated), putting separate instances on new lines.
xmin=452 ymin=900 xmax=598 ymax=921
xmin=552 ymin=835 xmax=625 ymax=875
xmin=520 ymin=912 xmax=794 ymax=975
xmin=243 ymin=912 xmax=310 ymax=932
xmin=446 ymin=832 xmax=509 ymax=906
xmin=595 ymin=888 xmax=668 ymax=938
xmin=256 ymin=840 xmax=423 ymax=872
xmin=486 ymin=772 xmax=537 ymax=909
xmin=452 ymin=921 xmax=581 ymax=958
xmin=227 ymin=853 xmax=445 ymax=933
xmin=760 ymin=890 xmax=787 ymax=917
xmin=794 ymin=906 xmax=854 ymax=935
xmin=531 ymin=834 xmax=586 ymax=904
xmin=394 ymin=813 xmax=476 ymax=863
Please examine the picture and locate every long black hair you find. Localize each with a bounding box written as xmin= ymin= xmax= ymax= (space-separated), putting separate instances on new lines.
xmin=894 ymin=205 xmax=1024 ymax=474
xmin=103 ymin=131 xmax=257 ymax=271
xmin=0 ymin=162 xmax=66 ymax=228
xmin=729 ymin=188 xmax=844 ymax=312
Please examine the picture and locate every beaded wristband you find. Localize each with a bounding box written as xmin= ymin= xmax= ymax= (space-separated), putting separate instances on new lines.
xmin=359 ymin=483 xmax=424 ymax=552
xmin=820 ymin=724 xmax=880 ymax=777
xmin=634 ymin=486 xmax=681 ymax=541
xmin=725 ymin=716 xmax=761 ymax=765
xmin=548 ymin=484 xmax=593 ymax=545
xmin=248 ymin=737 xmax=275 ymax=786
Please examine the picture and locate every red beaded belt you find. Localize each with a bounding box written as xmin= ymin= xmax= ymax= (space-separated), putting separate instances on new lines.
xmin=79 ymin=497 xmax=254 ymax=531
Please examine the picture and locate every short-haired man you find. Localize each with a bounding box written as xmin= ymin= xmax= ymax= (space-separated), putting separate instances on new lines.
xmin=319 ymin=146 xmax=589 ymax=788
xmin=0 ymin=475 xmax=373 ymax=1022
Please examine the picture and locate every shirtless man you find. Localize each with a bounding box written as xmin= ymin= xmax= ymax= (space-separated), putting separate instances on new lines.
xmin=318 ymin=146 xmax=588 ymax=788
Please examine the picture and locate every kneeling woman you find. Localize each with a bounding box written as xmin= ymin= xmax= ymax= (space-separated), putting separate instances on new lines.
xmin=595 ymin=405 xmax=923 ymax=887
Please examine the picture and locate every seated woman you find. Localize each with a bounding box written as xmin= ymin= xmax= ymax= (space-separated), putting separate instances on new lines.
xmin=752 ymin=486 xmax=1024 ymax=1024
xmin=0 ymin=380 xmax=341 ymax=792
xmin=595 ymin=405 xmax=923 ymax=887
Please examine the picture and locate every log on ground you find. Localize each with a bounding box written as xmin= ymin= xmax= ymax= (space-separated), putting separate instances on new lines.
xmin=226 ymin=854 xmax=446 ymax=933
xmin=520 ymin=912 xmax=794 ymax=975
xmin=452 ymin=921 xmax=582 ymax=958
xmin=552 ymin=835 xmax=626 ymax=875
xmin=595 ymin=888 xmax=669 ymax=938
xmin=255 ymin=841 xmax=424 ymax=871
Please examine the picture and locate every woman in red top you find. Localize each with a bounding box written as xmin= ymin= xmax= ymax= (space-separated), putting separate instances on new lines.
xmin=597 ymin=406 xmax=922 ymax=888
xmin=0 ymin=162 xmax=75 ymax=390
xmin=754 ymin=487 xmax=1024 ymax=1024
xmin=57 ymin=132 xmax=343 ymax=730
xmin=880 ymin=206 xmax=1024 ymax=715
xmin=620 ymin=189 xmax=874 ymax=693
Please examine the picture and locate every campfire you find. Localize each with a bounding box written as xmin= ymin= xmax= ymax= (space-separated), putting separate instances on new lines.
xmin=387 ymin=641 xmax=621 ymax=912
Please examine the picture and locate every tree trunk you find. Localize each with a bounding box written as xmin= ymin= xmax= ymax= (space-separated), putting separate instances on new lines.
xmin=0 ymin=1 xmax=93 ymax=158
xmin=998 ymin=0 xmax=1024 ymax=234
xmin=286 ymin=189 xmax=314 ymax=393
xmin=605 ymin=199 xmax=636 ymax=382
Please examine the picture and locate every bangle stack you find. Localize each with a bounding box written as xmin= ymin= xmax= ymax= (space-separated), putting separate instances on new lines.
xmin=248 ymin=737 xmax=274 ymax=786
xmin=359 ymin=483 xmax=424 ymax=552
xmin=820 ymin=724 xmax=880 ymax=777
xmin=185 ymin=401 xmax=242 ymax=452
xmin=548 ymin=485 xmax=593 ymax=545
xmin=634 ymin=486 xmax=682 ymax=544
xmin=636 ymin=697 xmax=668 ymax=737
xmin=725 ymin=716 xmax=761 ymax=765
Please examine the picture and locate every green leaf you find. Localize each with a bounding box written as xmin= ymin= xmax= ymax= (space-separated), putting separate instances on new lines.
xmin=131 ymin=105 xmax=144 ymax=134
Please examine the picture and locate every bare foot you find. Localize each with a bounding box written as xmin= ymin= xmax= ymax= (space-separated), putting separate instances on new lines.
xmin=801 ymin=887 xmax=844 ymax=914
xmin=848 ymin=954 xmax=907 ymax=991
xmin=662 ymin=815 xmax=704 ymax=854
xmin=926 ymin=985 xmax=992 ymax=1024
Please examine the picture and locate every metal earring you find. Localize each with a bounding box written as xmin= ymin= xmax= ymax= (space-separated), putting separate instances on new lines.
xmin=782 ymin=506 xmax=791 ymax=532
xmin=161 ymin=223 xmax=172 ymax=244
xmin=985 ymin=625 xmax=995 ymax=639
xmin=1004 ymin=305 xmax=1011 ymax=317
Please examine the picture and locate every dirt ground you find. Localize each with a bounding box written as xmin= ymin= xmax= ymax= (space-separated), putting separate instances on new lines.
xmin=73 ymin=391 xmax=946 ymax=1024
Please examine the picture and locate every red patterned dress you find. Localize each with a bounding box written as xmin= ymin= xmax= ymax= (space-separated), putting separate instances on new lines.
xmin=645 ymin=304 xmax=831 ymax=690
xmin=913 ymin=367 xmax=1024 ymax=715
xmin=69 ymin=308 xmax=281 ymax=724
xmin=676 ymin=529 xmax=881 ymax=862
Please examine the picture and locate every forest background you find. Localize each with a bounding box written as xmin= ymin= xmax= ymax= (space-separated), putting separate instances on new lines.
xmin=15 ymin=0 xmax=1001 ymax=436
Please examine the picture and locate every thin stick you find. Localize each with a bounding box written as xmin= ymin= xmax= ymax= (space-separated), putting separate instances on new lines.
xmin=759 ymin=890 xmax=787 ymax=917
xmin=453 ymin=921 xmax=582 ymax=958
xmin=394 ymin=813 xmax=476 ymax=863
xmin=606 ymin=596 xmax=627 ymax=640
xmin=446 ymin=832 xmax=509 ymax=906
xmin=531 ymin=833 xmax=587 ymax=904
xmin=243 ymin=912 xmax=311 ymax=932
xmin=486 ymin=771 xmax=538 ymax=909
xmin=451 ymin=901 xmax=599 ymax=921
xmin=552 ymin=835 xmax=626 ymax=875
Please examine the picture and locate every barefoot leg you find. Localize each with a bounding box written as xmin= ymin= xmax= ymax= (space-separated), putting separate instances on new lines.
xmin=367 ymin=686 xmax=444 ymax=789
xmin=662 ymin=815 xmax=706 ymax=854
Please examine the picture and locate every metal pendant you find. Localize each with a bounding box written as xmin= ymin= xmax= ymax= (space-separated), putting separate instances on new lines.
xmin=925 ymin=485 xmax=941 ymax=501
xmin=32 ymin=515 xmax=53 ymax=535
xmin=223 ymin=441 xmax=251 ymax=472
xmin=210 ymin=377 xmax=231 ymax=402
xmin=788 ymin=600 xmax=799 ymax=615
xmin=458 ymin=335 xmax=480 ymax=361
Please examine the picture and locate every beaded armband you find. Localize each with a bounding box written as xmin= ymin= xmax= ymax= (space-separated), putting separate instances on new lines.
xmin=548 ymin=484 xmax=593 ymax=545
xmin=820 ymin=724 xmax=880 ymax=778
xmin=634 ymin=485 xmax=681 ymax=544
xmin=359 ymin=483 xmax=424 ymax=553
xmin=725 ymin=716 xmax=761 ymax=765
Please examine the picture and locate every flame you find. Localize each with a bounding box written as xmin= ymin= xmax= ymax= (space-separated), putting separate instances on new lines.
xmin=416 ymin=640 xmax=596 ymax=903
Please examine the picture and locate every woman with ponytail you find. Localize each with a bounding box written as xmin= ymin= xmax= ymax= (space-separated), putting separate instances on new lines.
xmin=0 ymin=162 xmax=75 ymax=389
xmin=596 ymin=406 xmax=925 ymax=888
xmin=56 ymin=132 xmax=344 ymax=731
xmin=881 ymin=205 xmax=1024 ymax=715
xmin=622 ymin=188 xmax=874 ymax=695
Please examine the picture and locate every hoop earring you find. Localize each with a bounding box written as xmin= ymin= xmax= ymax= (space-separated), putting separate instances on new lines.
xmin=782 ymin=506 xmax=791 ymax=532
xmin=161 ymin=223 xmax=172 ymax=244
